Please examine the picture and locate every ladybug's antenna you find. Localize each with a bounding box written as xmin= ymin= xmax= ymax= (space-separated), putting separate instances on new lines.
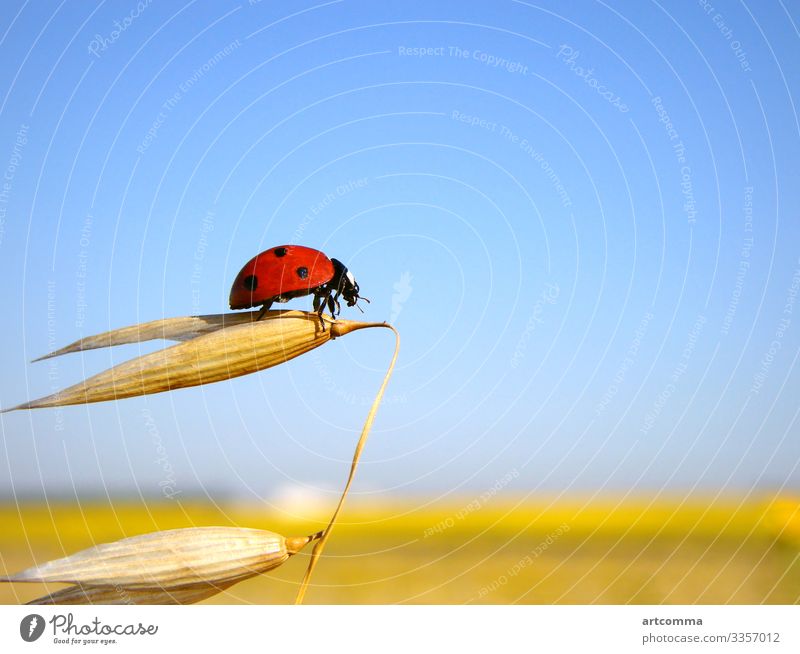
xmin=355 ymin=296 xmax=370 ymax=313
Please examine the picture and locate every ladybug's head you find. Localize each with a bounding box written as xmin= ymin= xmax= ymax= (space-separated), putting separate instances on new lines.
xmin=331 ymin=258 xmax=367 ymax=308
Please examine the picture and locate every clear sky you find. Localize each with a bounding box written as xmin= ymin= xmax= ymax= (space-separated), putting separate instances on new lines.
xmin=1 ymin=1 xmax=798 ymax=505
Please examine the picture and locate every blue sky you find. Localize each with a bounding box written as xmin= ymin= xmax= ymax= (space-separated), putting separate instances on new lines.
xmin=1 ymin=1 xmax=798 ymax=504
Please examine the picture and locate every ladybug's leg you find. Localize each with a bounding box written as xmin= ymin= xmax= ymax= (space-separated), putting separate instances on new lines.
xmin=330 ymin=288 xmax=343 ymax=318
xmin=327 ymin=294 xmax=337 ymax=318
xmin=314 ymin=290 xmax=328 ymax=331
xmin=256 ymin=300 xmax=273 ymax=321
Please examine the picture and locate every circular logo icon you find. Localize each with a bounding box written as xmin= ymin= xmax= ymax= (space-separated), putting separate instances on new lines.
xmin=20 ymin=614 xmax=45 ymax=642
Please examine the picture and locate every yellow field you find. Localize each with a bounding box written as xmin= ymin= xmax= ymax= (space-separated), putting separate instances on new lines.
xmin=1 ymin=495 xmax=798 ymax=604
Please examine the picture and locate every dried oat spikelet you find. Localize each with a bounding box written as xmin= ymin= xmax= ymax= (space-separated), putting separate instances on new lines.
xmin=5 ymin=310 xmax=383 ymax=411
xmin=2 ymin=527 xmax=320 ymax=605
xmin=27 ymin=582 xmax=238 ymax=606
xmin=32 ymin=312 xmax=259 ymax=361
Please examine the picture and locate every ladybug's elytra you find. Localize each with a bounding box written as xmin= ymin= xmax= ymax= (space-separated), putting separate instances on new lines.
xmin=229 ymin=245 xmax=366 ymax=328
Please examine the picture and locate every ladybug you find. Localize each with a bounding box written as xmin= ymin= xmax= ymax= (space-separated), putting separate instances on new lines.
xmin=229 ymin=245 xmax=367 ymax=328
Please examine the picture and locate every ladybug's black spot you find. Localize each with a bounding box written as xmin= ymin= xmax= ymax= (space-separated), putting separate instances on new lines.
xmin=296 ymin=266 xmax=309 ymax=279
xmin=243 ymin=275 xmax=258 ymax=291
xmin=274 ymin=247 xmax=287 ymax=257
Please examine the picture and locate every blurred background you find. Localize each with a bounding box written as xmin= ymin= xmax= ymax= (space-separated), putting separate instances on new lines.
xmin=0 ymin=1 xmax=798 ymax=603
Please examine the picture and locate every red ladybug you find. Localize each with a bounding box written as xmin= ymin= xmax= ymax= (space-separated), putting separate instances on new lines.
xmin=229 ymin=245 xmax=366 ymax=328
